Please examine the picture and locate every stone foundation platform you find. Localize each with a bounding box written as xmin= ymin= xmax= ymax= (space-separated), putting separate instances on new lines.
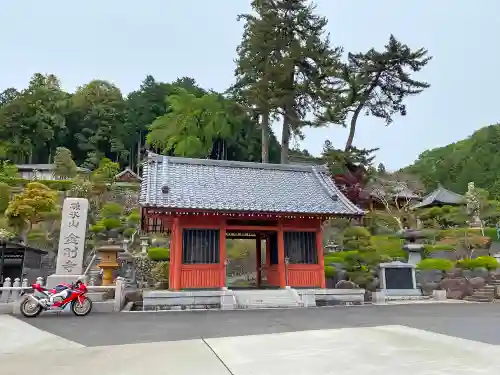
xmin=142 ymin=288 xmax=366 ymax=311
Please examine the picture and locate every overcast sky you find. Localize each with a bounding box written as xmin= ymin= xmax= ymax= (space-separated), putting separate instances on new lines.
xmin=1 ymin=0 xmax=498 ymax=170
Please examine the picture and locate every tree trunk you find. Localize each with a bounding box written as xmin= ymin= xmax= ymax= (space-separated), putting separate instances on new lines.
xmin=344 ymin=104 xmax=363 ymax=151
xmin=344 ymin=72 xmax=382 ymax=151
xmin=261 ymin=111 xmax=270 ymax=163
xmin=280 ymin=115 xmax=290 ymax=164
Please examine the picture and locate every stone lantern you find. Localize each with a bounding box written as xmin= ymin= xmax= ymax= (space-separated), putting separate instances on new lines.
xmin=400 ymin=229 xmax=425 ymax=266
xmin=96 ymin=240 xmax=123 ymax=286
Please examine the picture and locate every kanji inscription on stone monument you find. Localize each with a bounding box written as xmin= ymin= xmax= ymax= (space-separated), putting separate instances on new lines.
xmin=55 ymin=198 xmax=89 ymax=275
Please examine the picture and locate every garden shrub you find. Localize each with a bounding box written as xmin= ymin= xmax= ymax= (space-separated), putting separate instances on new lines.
xmin=371 ymin=235 xmax=406 ymax=258
xmin=341 ymin=226 xmax=373 ymax=251
xmin=482 ymin=227 xmax=498 ymax=242
xmin=456 ymin=256 xmax=499 ymax=270
xmin=347 ymin=270 xmax=373 ymax=288
xmin=148 ymin=247 xmax=170 ymax=261
xmin=324 ymin=265 xmax=336 ymax=278
xmin=423 ymin=244 xmax=455 ymax=256
xmin=417 ymin=258 xmax=454 ymax=271
xmin=323 ymin=254 xmax=346 ymax=265
xmin=0 ymin=182 xmax=10 ymax=213
xmin=151 ymin=261 xmax=170 ymax=287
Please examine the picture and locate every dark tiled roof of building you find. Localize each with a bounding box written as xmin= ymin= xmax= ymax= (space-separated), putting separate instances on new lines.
xmin=411 ymin=185 xmax=465 ymax=209
xmin=139 ymin=153 xmax=364 ymax=216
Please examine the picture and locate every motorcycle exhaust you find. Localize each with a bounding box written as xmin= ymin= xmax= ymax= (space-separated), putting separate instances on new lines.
xmin=27 ymin=295 xmax=47 ymax=308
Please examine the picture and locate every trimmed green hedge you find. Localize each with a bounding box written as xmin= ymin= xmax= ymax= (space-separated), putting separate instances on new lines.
xmin=148 ymin=247 xmax=170 ymax=261
xmin=456 ymin=256 xmax=499 ymax=270
xmin=417 ymin=258 xmax=454 ymax=271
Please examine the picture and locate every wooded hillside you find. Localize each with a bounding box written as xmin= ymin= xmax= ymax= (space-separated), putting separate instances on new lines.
xmin=403 ymin=124 xmax=500 ymax=197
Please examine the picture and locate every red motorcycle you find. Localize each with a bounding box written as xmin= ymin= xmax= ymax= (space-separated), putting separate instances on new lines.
xmin=20 ymin=279 xmax=92 ymax=318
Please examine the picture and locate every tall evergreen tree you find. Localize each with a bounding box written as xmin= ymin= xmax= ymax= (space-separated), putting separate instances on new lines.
xmin=234 ymin=0 xmax=343 ymax=164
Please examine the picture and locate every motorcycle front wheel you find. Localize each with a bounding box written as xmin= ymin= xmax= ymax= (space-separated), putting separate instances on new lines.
xmin=20 ymin=297 xmax=42 ymax=318
xmin=71 ymin=297 xmax=92 ymax=316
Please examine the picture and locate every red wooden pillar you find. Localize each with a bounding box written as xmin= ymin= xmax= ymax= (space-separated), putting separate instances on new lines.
xmin=255 ymin=234 xmax=262 ymax=288
xmin=277 ymin=220 xmax=286 ymax=288
xmin=219 ymin=221 xmax=227 ymax=288
xmin=171 ymin=217 xmax=182 ymax=290
xmin=316 ymin=226 xmax=326 ymax=288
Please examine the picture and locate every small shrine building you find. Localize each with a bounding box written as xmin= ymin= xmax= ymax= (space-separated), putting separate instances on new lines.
xmin=411 ymin=185 xmax=465 ymax=210
xmin=139 ymin=153 xmax=364 ymax=290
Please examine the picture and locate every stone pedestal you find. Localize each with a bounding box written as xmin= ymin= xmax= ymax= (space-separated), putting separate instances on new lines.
xmin=405 ymin=244 xmax=424 ymax=266
xmin=379 ymin=261 xmax=421 ymax=297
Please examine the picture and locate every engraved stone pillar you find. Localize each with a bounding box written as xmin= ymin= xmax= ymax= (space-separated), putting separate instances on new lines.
xmin=47 ymin=198 xmax=89 ymax=287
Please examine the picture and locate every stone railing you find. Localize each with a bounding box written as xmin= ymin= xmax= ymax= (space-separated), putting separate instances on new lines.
xmin=0 ymin=276 xmax=127 ymax=314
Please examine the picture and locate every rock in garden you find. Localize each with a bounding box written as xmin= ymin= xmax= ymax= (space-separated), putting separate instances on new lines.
xmin=472 ymin=267 xmax=489 ymax=279
xmin=420 ymin=281 xmax=439 ymax=295
xmin=335 ymin=280 xmax=358 ymax=289
xmin=365 ymin=277 xmax=380 ymax=292
xmin=468 ymin=276 xmax=485 ymax=289
xmin=418 ymin=269 xmax=443 ymax=284
xmin=439 ymin=277 xmax=473 ymax=299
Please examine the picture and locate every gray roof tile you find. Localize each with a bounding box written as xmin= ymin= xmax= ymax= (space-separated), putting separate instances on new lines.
xmin=139 ymin=153 xmax=364 ymax=216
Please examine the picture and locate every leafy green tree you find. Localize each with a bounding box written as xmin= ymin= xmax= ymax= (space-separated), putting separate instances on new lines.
xmin=4 ymin=182 xmax=57 ymax=242
xmin=69 ymin=80 xmax=128 ymax=168
xmin=53 ymin=147 xmax=77 ymax=179
xmin=147 ymin=89 xmax=234 ymax=158
xmin=331 ymin=35 xmax=431 ymax=151
xmin=0 ymin=161 xmax=19 ymax=179
xmin=235 ymin=0 xmax=343 ymax=164
xmin=123 ymin=76 xmax=174 ymax=171
xmin=91 ymin=158 xmax=120 ymax=184
xmin=0 ymin=73 xmax=69 ymax=163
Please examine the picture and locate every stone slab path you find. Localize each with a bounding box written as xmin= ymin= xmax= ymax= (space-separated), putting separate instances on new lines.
xmin=2 ymin=317 xmax=500 ymax=374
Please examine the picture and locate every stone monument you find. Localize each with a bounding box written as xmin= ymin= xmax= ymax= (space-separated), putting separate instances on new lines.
xmin=379 ymin=261 xmax=421 ymax=297
xmin=401 ymin=229 xmax=425 ymax=266
xmin=46 ymin=198 xmax=89 ymax=288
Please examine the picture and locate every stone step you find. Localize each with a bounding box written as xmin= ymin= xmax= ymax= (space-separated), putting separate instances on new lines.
xmin=464 ymin=295 xmax=494 ymax=302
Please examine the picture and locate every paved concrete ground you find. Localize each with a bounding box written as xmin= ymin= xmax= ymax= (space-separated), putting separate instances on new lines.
xmin=2 ymin=323 xmax=500 ymax=374
xmin=15 ymin=303 xmax=500 ymax=346
xmin=0 ymin=315 xmax=83 ymax=355
xmin=3 ymin=304 xmax=500 ymax=374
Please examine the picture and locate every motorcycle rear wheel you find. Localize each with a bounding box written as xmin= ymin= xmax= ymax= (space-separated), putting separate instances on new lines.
xmin=20 ymin=298 xmax=42 ymax=318
xmin=71 ymin=297 xmax=92 ymax=316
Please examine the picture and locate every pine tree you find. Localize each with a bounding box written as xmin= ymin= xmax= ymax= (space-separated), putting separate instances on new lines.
xmin=330 ymin=35 xmax=431 ymax=151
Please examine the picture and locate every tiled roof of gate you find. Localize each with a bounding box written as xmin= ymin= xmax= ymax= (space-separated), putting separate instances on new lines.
xmin=139 ymin=153 xmax=364 ymax=216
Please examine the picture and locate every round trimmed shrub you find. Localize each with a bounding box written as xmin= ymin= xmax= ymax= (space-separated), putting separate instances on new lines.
xmin=148 ymin=247 xmax=170 ymax=261
xmin=417 ymin=258 xmax=454 ymax=271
